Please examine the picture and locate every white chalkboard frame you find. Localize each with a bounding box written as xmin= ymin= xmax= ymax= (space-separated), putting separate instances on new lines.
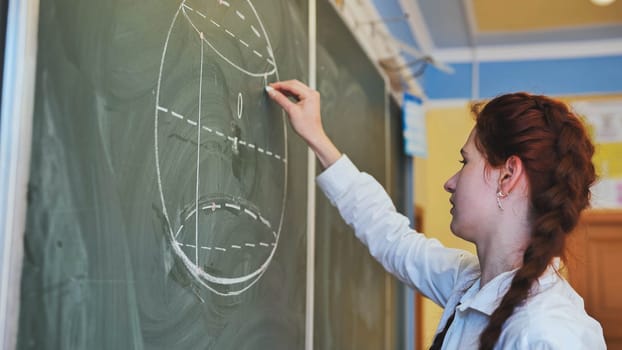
xmin=0 ymin=0 xmax=39 ymax=349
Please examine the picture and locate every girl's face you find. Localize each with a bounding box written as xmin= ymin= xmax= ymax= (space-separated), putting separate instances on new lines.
xmin=444 ymin=129 xmax=500 ymax=242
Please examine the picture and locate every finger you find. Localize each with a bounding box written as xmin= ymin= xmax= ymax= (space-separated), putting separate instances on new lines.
xmin=270 ymin=80 xmax=314 ymax=101
xmin=289 ymin=79 xmax=310 ymax=91
xmin=277 ymin=79 xmax=311 ymax=90
xmin=275 ymin=79 xmax=309 ymax=89
xmin=266 ymin=86 xmax=298 ymax=114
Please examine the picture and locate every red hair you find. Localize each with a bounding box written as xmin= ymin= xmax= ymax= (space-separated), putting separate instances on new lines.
xmin=474 ymin=93 xmax=596 ymax=349
xmin=429 ymin=92 xmax=595 ymax=350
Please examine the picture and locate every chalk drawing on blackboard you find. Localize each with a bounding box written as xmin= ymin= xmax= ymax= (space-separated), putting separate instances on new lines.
xmin=237 ymin=93 xmax=243 ymax=119
xmin=154 ymin=0 xmax=287 ymax=296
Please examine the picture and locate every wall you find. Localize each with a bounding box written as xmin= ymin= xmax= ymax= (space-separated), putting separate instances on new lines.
xmin=414 ymin=104 xmax=475 ymax=347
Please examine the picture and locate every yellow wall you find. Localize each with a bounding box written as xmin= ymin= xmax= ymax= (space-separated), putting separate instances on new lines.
xmin=414 ymin=93 xmax=622 ymax=348
xmin=415 ymin=103 xmax=476 ymax=347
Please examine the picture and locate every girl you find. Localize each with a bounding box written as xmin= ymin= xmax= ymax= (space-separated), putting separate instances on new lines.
xmin=266 ymin=80 xmax=606 ymax=349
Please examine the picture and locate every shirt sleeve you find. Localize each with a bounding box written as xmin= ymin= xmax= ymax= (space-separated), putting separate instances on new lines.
xmin=316 ymin=155 xmax=479 ymax=307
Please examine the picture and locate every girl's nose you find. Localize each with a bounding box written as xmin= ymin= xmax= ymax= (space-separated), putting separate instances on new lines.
xmin=444 ymin=173 xmax=457 ymax=194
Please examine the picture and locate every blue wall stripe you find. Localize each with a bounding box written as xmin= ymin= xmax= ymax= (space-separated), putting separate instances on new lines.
xmin=422 ymin=55 xmax=622 ymax=100
xmin=479 ymin=55 xmax=622 ymax=98
xmin=421 ymin=62 xmax=472 ymax=100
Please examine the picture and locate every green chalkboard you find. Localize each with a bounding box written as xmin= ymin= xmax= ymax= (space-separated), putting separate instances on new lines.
xmin=17 ymin=0 xmax=406 ymax=348
xmin=18 ymin=0 xmax=308 ymax=349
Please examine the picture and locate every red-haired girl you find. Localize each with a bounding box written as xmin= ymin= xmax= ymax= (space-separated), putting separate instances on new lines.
xmin=267 ymin=80 xmax=606 ymax=350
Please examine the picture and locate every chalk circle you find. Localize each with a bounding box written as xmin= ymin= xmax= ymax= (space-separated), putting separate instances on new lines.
xmin=154 ymin=0 xmax=286 ymax=296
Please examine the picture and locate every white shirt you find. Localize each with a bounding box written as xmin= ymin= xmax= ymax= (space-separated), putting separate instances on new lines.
xmin=316 ymin=155 xmax=606 ymax=350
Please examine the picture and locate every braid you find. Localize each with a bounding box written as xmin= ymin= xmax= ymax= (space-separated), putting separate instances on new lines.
xmin=474 ymin=94 xmax=595 ymax=350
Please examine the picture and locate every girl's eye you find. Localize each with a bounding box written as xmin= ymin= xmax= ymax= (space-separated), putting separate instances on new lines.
xmin=459 ymin=159 xmax=466 ymax=165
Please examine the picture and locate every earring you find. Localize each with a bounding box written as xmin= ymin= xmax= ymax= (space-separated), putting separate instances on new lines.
xmin=496 ymin=190 xmax=507 ymax=210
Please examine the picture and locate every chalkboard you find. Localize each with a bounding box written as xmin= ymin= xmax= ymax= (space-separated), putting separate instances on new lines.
xmin=18 ymin=0 xmax=309 ymax=349
xmin=16 ymin=0 xmax=407 ymax=349
xmin=314 ymin=1 xmax=405 ymax=349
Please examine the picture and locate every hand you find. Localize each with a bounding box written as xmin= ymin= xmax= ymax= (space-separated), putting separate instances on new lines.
xmin=267 ymin=80 xmax=341 ymax=168
xmin=266 ymin=80 xmax=322 ymax=145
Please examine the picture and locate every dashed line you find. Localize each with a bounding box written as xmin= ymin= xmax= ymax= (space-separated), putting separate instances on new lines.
xmin=175 ymin=225 xmax=184 ymax=238
xmin=225 ymin=203 xmax=241 ymax=210
xmin=184 ymin=210 xmax=194 ymax=221
xmin=259 ymin=215 xmax=271 ymax=228
xmin=236 ymin=10 xmax=245 ymax=20
xmin=202 ymin=203 xmax=222 ymax=210
xmin=174 ymin=202 xmax=277 ymax=253
xmin=177 ymin=241 xmax=276 ymax=252
xmin=219 ymin=0 xmax=230 ymax=7
xmin=251 ymin=25 xmax=261 ymax=38
xmin=181 ymin=5 xmax=275 ymax=68
xmin=244 ymin=209 xmax=258 ymax=219
xmin=159 ymin=106 xmax=285 ymax=162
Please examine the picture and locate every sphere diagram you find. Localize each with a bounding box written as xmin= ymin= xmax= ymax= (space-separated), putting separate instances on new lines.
xmin=154 ymin=0 xmax=287 ymax=296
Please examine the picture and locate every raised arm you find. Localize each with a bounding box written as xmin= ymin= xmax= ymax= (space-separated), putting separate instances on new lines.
xmin=266 ymin=79 xmax=480 ymax=307
xmin=266 ymin=80 xmax=341 ymax=169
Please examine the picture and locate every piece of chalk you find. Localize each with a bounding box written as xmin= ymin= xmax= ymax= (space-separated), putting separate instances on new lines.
xmin=264 ymin=86 xmax=274 ymax=93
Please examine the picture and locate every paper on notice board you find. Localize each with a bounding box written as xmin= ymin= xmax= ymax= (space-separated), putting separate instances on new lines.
xmin=574 ymin=101 xmax=622 ymax=208
xmin=402 ymin=93 xmax=427 ymax=158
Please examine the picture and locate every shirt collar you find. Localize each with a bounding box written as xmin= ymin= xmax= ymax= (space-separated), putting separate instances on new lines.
xmin=457 ymin=259 xmax=561 ymax=316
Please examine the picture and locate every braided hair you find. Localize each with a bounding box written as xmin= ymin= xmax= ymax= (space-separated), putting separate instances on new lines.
xmin=471 ymin=93 xmax=596 ymax=350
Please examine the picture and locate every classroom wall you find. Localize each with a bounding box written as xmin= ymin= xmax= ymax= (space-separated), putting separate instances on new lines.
xmin=414 ymin=104 xmax=475 ymax=347
xmin=415 ymin=93 xmax=622 ymax=348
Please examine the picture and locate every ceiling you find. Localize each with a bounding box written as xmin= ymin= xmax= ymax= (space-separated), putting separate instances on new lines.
xmin=358 ymin=0 xmax=622 ymax=97
xmin=435 ymin=0 xmax=620 ymax=46
xmin=371 ymin=0 xmax=622 ymax=61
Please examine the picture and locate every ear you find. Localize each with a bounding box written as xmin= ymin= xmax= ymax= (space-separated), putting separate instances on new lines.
xmin=498 ymin=155 xmax=524 ymax=195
